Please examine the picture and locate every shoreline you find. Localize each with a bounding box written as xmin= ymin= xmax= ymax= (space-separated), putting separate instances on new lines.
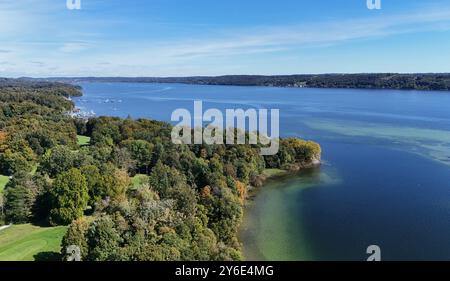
xmin=245 ymin=158 xmax=321 ymax=201
xmin=69 ymin=80 xmax=450 ymax=93
xmin=239 ymin=159 xmax=321 ymax=260
xmin=36 ymin=73 xmax=450 ymax=92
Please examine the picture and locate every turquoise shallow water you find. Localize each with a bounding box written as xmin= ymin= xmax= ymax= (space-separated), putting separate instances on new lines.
xmin=75 ymin=82 xmax=450 ymax=260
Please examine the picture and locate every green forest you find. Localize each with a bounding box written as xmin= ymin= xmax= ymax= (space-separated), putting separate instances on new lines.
xmin=49 ymin=73 xmax=450 ymax=91
xmin=0 ymin=79 xmax=321 ymax=261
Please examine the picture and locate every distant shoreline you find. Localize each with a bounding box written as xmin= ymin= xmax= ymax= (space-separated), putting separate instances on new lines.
xmin=16 ymin=73 xmax=450 ymax=91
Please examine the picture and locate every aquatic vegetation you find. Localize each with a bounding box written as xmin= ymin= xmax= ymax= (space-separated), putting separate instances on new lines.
xmin=304 ymin=118 xmax=450 ymax=166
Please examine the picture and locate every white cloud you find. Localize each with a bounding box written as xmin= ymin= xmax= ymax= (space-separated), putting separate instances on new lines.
xmin=59 ymin=42 xmax=91 ymax=53
xmin=84 ymin=6 xmax=450 ymax=76
xmin=2 ymin=2 xmax=450 ymax=76
xmin=144 ymin=7 xmax=450 ymax=60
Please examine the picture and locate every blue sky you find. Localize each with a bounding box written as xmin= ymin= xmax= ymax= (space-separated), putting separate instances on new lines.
xmin=1 ymin=0 xmax=450 ymax=77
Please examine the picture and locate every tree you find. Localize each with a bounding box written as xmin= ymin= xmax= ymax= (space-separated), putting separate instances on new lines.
xmin=49 ymin=168 xmax=88 ymax=225
xmin=0 ymin=150 xmax=33 ymax=176
xmin=80 ymin=165 xmax=103 ymax=207
xmin=97 ymin=164 xmax=131 ymax=200
xmin=0 ymin=138 xmax=35 ymax=176
xmin=25 ymin=130 xmax=56 ymax=156
xmin=192 ymin=158 xmax=211 ymax=188
xmin=151 ymin=141 xmax=166 ymax=167
xmin=149 ymin=161 xmax=186 ymax=198
xmin=32 ymin=173 xmax=53 ymax=222
xmin=166 ymin=183 xmax=197 ymax=217
xmin=281 ymin=138 xmax=321 ymax=163
xmin=4 ymin=175 xmax=40 ymax=223
xmin=41 ymin=145 xmax=75 ymax=177
xmin=86 ymin=215 xmax=122 ymax=261
xmin=111 ymin=169 xmax=131 ymax=198
xmin=111 ymin=147 xmax=136 ymax=174
xmin=121 ymin=140 xmax=153 ymax=174
xmin=0 ymin=196 xmax=4 ymax=225
xmin=61 ymin=217 xmax=91 ymax=261
xmin=200 ymin=186 xmax=243 ymax=244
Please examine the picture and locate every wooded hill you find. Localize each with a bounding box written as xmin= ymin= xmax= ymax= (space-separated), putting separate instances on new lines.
xmin=38 ymin=73 xmax=450 ymax=91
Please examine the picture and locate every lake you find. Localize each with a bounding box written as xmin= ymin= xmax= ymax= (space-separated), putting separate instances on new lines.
xmin=74 ymin=82 xmax=450 ymax=261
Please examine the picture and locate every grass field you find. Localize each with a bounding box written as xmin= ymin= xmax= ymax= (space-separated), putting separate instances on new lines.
xmin=77 ymin=135 xmax=91 ymax=146
xmin=0 ymin=175 xmax=9 ymax=194
xmin=0 ymin=224 xmax=67 ymax=261
xmin=132 ymin=174 xmax=149 ymax=188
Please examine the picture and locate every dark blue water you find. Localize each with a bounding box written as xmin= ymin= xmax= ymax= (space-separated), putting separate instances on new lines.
xmin=75 ymin=82 xmax=450 ymax=260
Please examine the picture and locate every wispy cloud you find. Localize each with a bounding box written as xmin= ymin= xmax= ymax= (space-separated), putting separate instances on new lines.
xmin=86 ymin=5 xmax=450 ymax=75
xmin=131 ymin=7 xmax=450 ymax=61
xmin=59 ymin=42 xmax=92 ymax=53
xmin=2 ymin=1 xmax=450 ymax=76
xmin=30 ymin=61 xmax=45 ymax=67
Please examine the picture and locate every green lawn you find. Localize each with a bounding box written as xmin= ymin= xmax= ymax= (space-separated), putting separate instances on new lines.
xmin=132 ymin=174 xmax=149 ymax=188
xmin=77 ymin=135 xmax=91 ymax=146
xmin=0 ymin=175 xmax=9 ymax=194
xmin=0 ymin=224 xmax=67 ymax=261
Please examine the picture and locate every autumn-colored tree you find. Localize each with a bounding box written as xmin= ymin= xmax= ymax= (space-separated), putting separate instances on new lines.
xmin=61 ymin=216 xmax=92 ymax=261
xmin=0 ymin=131 xmax=7 ymax=144
xmin=235 ymin=180 xmax=247 ymax=205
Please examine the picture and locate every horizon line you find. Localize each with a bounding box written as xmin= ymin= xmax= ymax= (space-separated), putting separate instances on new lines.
xmin=4 ymin=72 xmax=450 ymax=79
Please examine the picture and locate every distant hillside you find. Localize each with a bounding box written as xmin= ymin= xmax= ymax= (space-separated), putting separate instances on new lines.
xmin=0 ymin=78 xmax=82 ymax=97
xmin=36 ymin=73 xmax=450 ymax=91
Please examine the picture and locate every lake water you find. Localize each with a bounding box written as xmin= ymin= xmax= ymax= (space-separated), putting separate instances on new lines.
xmin=75 ymin=82 xmax=450 ymax=261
